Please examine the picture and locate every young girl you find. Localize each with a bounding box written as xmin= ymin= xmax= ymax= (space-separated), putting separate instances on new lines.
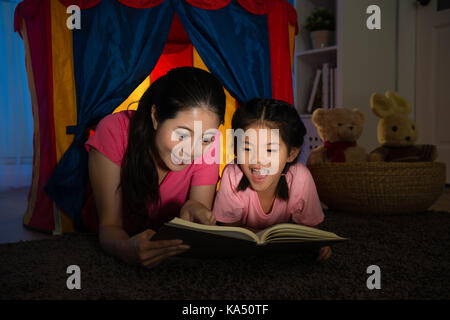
xmin=213 ymin=98 xmax=331 ymax=260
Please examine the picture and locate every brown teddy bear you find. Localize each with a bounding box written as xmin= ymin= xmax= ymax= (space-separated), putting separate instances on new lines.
xmin=307 ymin=108 xmax=367 ymax=165
xmin=368 ymin=91 xmax=438 ymax=162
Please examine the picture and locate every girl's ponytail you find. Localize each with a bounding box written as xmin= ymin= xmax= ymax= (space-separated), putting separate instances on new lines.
xmin=275 ymin=163 xmax=291 ymax=201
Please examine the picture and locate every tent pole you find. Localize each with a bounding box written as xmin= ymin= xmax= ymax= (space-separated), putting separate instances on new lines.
xmin=52 ymin=203 xmax=62 ymax=235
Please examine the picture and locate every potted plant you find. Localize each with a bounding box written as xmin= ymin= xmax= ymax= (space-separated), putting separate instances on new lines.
xmin=305 ymin=7 xmax=335 ymax=49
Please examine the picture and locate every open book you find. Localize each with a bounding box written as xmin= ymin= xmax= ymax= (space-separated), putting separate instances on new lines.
xmin=153 ymin=217 xmax=348 ymax=257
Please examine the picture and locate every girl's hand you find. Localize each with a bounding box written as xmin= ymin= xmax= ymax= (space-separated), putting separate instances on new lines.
xmin=180 ymin=199 xmax=216 ymax=225
xmin=120 ymin=229 xmax=190 ymax=269
xmin=317 ymin=246 xmax=332 ymax=261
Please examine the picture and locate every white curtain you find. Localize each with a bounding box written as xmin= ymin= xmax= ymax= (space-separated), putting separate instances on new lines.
xmin=0 ymin=0 xmax=33 ymax=191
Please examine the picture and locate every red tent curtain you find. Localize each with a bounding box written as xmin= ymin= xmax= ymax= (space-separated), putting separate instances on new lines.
xmin=57 ymin=0 xmax=296 ymax=20
xmin=14 ymin=0 xmax=298 ymax=232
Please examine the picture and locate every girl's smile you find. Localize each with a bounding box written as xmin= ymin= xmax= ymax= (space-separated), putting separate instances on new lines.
xmin=249 ymin=166 xmax=270 ymax=184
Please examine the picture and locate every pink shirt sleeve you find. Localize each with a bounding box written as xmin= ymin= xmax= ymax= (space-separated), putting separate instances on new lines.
xmin=84 ymin=112 xmax=129 ymax=166
xmin=287 ymin=163 xmax=324 ymax=227
xmin=191 ymin=161 xmax=220 ymax=186
xmin=212 ymin=164 xmax=245 ymax=223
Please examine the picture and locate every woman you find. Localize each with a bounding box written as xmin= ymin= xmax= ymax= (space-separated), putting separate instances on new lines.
xmin=85 ymin=67 xmax=226 ymax=269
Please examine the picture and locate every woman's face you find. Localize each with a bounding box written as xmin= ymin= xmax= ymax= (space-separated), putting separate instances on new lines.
xmin=152 ymin=106 xmax=220 ymax=172
xmin=237 ymin=122 xmax=299 ymax=194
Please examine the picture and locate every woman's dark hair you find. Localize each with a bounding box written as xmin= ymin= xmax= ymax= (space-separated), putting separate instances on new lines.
xmin=120 ymin=67 xmax=226 ymax=220
xmin=232 ymin=98 xmax=306 ymax=201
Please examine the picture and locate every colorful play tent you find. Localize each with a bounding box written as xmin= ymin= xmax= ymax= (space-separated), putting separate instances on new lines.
xmin=14 ymin=0 xmax=298 ymax=234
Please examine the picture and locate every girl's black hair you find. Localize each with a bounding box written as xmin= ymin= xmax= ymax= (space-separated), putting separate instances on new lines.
xmin=120 ymin=67 xmax=226 ymax=221
xmin=232 ymin=98 xmax=306 ymax=201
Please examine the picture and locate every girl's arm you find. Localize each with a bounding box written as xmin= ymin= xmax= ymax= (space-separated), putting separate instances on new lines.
xmin=211 ymin=165 xmax=246 ymax=226
xmin=89 ymin=149 xmax=189 ymax=268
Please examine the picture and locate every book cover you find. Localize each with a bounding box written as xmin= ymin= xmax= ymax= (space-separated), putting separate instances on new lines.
xmin=322 ymin=63 xmax=329 ymax=109
xmin=330 ymin=67 xmax=334 ymax=109
xmin=334 ymin=67 xmax=338 ymax=108
xmin=313 ymin=74 xmax=323 ymax=112
xmin=307 ymin=69 xmax=322 ymax=114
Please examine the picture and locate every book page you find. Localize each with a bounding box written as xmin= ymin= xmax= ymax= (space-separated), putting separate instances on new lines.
xmin=167 ymin=218 xmax=259 ymax=243
xmin=259 ymin=223 xmax=345 ymax=243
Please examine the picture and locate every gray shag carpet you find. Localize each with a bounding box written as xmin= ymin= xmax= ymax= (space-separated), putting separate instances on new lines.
xmin=1 ymin=210 xmax=449 ymax=300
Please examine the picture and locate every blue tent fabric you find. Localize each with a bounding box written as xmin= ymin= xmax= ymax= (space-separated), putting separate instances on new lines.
xmin=45 ymin=0 xmax=273 ymax=229
xmin=175 ymin=0 xmax=272 ymax=102
xmin=45 ymin=1 xmax=175 ymax=228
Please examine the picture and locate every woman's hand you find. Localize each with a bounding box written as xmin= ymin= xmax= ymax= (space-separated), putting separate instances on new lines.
xmin=317 ymin=246 xmax=332 ymax=261
xmin=180 ymin=199 xmax=216 ymax=225
xmin=120 ymin=229 xmax=190 ymax=269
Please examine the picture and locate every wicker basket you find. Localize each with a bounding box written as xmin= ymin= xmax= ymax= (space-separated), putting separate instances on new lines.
xmin=308 ymin=162 xmax=446 ymax=214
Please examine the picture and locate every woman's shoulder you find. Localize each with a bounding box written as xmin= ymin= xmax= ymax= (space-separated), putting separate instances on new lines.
xmin=93 ymin=110 xmax=135 ymax=142
xmin=97 ymin=110 xmax=134 ymax=129
xmin=85 ymin=111 xmax=135 ymax=165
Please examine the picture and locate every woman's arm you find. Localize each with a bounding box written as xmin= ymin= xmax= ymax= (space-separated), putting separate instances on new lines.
xmin=88 ymin=149 xmax=129 ymax=256
xmin=179 ymin=184 xmax=217 ymax=225
xmin=88 ymin=149 xmax=189 ymax=268
xmin=189 ymin=184 xmax=216 ymax=210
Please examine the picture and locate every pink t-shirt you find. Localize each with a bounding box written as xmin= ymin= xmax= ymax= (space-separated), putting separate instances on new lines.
xmin=84 ymin=110 xmax=220 ymax=233
xmin=213 ymin=163 xmax=324 ymax=230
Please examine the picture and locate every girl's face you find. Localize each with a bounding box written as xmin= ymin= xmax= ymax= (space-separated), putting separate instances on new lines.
xmin=238 ymin=122 xmax=299 ymax=194
xmin=151 ymin=106 xmax=220 ymax=172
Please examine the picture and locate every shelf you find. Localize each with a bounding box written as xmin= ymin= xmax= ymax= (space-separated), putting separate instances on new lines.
xmin=294 ymin=2 xmax=339 ymax=115
xmin=295 ymin=45 xmax=337 ymax=69
xmin=295 ymin=45 xmax=337 ymax=58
